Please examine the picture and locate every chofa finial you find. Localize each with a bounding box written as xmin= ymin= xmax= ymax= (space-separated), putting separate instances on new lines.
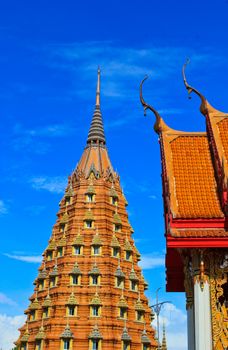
xmin=182 ymin=58 xmax=207 ymax=114
xmin=140 ymin=75 xmax=164 ymax=134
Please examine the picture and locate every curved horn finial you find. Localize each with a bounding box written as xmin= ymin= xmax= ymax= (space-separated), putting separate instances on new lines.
xmin=140 ymin=75 xmax=163 ymax=133
xmin=182 ymin=58 xmax=207 ymax=114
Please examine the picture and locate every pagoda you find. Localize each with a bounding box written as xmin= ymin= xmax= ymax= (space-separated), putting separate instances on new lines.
xmin=140 ymin=62 xmax=228 ymax=350
xmin=16 ymin=69 xmax=157 ymax=350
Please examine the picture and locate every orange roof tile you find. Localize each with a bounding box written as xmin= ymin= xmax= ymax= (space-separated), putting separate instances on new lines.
xmin=205 ymin=103 xmax=228 ymax=180
xmin=171 ymin=228 xmax=228 ymax=238
xmin=164 ymin=133 xmax=223 ymax=218
xmin=218 ymin=118 xmax=228 ymax=167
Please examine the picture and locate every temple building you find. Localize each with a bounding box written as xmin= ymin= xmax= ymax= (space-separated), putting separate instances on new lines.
xmin=16 ymin=69 xmax=158 ymax=350
xmin=140 ymin=62 xmax=228 ymax=350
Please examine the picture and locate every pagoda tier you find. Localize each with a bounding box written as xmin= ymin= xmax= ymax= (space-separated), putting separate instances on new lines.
xmin=16 ymin=69 xmax=157 ymax=350
xmin=140 ymin=62 xmax=228 ymax=350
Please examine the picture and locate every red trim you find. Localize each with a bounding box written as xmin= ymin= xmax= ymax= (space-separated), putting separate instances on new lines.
xmin=170 ymin=216 xmax=226 ymax=229
xmin=167 ymin=235 xmax=228 ymax=248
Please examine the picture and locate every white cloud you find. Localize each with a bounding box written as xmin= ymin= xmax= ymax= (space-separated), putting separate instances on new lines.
xmin=4 ymin=253 xmax=42 ymax=263
xmin=14 ymin=123 xmax=74 ymax=138
xmin=166 ymin=332 xmax=187 ymax=350
xmin=12 ymin=123 xmax=75 ymax=155
xmin=159 ymin=302 xmax=187 ymax=327
xmin=30 ymin=176 xmax=67 ymax=194
xmin=152 ymin=302 xmax=187 ymax=350
xmin=42 ymin=41 xmax=223 ymax=116
xmin=158 ymin=108 xmax=184 ymax=115
xmin=140 ymin=254 xmax=165 ymax=269
xmin=149 ymin=194 xmax=157 ymax=200
xmin=47 ymin=42 xmax=223 ymax=92
xmin=0 ymin=314 xmax=25 ymax=350
xmin=0 ymin=293 xmax=16 ymax=307
xmin=0 ymin=200 xmax=8 ymax=215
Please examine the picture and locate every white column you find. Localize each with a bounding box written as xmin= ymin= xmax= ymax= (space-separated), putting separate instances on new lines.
xmin=194 ymin=280 xmax=212 ymax=350
xmin=187 ymin=305 xmax=195 ymax=350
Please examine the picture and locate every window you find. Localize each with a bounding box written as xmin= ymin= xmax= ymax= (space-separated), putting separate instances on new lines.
xmin=91 ymin=305 xmax=100 ymax=317
xmin=71 ymin=274 xmax=80 ymax=285
xmin=92 ymin=275 xmax=98 ymax=285
xmin=114 ymin=224 xmax=121 ymax=232
xmin=116 ymin=277 xmax=124 ymax=289
xmin=119 ymin=307 xmax=127 ymax=319
xmin=30 ymin=310 xmax=36 ymax=321
xmin=122 ymin=342 xmax=130 ymax=350
xmin=60 ymin=223 xmax=65 ymax=232
xmin=92 ymin=245 xmax=100 ymax=255
xmin=65 ymin=197 xmax=71 ymax=206
xmin=50 ymin=276 xmax=57 ymax=288
xmin=92 ymin=340 xmax=99 ymax=350
xmin=47 ymin=251 xmax=53 ymax=261
xmin=112 ymin=247 xmax=120 ymax=258
xmin=85 ymin=220 xmax=93 ymax=228
xmin=35 ymin=340 xmax=42 ymax=350
xmin=57 ymin=247 xmax=63 ymax=257
xmin=111 ymin=197 xmax=118 ymax=206
xmin=86 ymin=194 xmax=95 ymax=203
xmin=74 ymin=245 xmax=82 ymax=255
xmin=136 ymin=311 xmax=144 ymax=322
xmin=125 ymin=251 xmax=132 ymax=261
xmin=43 ymin=307 xmax=49 ymax=318
xmin=131 ymin=281 xmax=138 ymax=291
xmin=68 ymin=306 xmax=75 ymax=316
xmin=21 ymin=343 xmax=27 ymax=350
xmin=38 ymin=280 xmax=45 ymax=291
xmin=63 ymin=340 xmax=70 ymax=350
xmin=143 ymin=345 xmax=149 ymax=350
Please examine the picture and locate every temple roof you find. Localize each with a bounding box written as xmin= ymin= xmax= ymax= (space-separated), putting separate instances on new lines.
xmin=182 ymin=59 xmax=228 ymax=182
xmin=170 ymin=228 xmax=228 ymax=238
xmin=208 ymin=113 xmax=228 ymax=180
xmin=140 ymin=69 xmax=226 ymax=220
xmin=166 ymin=133 xmax=223 ymax=218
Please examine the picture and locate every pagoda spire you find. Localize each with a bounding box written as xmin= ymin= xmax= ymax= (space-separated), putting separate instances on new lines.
xmin=16 ymin=69 xmax=158 ymax=350
xmin=96 ymin=66 xmax=101 ymax=107
xmin=161 ymin=323 xmax=167 ymax=350
xmin=87 ymin=67 xmax=106 ymax=146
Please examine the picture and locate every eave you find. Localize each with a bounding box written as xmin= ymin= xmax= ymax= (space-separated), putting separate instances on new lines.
xmin=167 ymin=234 xmax=228 ymax=248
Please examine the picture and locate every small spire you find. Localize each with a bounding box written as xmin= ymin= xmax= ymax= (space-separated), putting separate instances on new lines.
xmin=87 ymin=67 xmax=106 ymax=146
xmin=161 ymin=322 xmax=167 ymax=350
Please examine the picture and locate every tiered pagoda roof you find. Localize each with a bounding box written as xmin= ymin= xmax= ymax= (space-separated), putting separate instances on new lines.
xmin=16 ymin=69 xmax=157 ymax=350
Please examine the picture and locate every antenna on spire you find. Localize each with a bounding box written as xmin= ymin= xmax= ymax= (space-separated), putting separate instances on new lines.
xmin=96 ymin=66 xmax=101 ymax=107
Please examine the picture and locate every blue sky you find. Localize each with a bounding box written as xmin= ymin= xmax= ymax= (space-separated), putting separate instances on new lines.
xmin=0 ymin=1 xmax=228 ymax=349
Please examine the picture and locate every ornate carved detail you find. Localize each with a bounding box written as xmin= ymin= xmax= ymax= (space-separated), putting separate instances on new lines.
xmin=208 ymin=250 xmax=228 ymax=350
xmin=183 ymin=255 xmax=194 ymax=309
xmin=192 ymin=250 xmax=209 ymax=290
